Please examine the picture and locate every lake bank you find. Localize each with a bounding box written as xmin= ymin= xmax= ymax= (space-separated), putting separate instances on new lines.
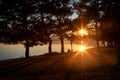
xmin=0 ymin=48 xmax=120 ymax=80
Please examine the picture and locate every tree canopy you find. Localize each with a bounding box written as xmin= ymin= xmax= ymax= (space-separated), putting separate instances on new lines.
xmin=0 ymin=0 xmax=120 ymax=58
xmin=0 ymin=0 xmax=73 ymax=58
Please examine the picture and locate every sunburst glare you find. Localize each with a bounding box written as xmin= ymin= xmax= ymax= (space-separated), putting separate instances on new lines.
xmin=79 ymin=29 xmax=88 ymax=36
xmin=79 ymin=45 xmax=86 ymax=51
xmin=67 ymin=47 xmax=100 ymax=69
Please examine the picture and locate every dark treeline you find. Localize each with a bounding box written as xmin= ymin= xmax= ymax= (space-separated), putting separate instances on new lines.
xmin=0 ymin=0 xmax=73 ymax=58
xmin=74 ymin=0 xmax=120 ymax=49
xmin=0 ymin=0 xmax=120 ymax=58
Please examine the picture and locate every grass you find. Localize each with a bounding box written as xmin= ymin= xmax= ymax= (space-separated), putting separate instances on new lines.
xmin=0 ymin=48 xmax=120 ymax=80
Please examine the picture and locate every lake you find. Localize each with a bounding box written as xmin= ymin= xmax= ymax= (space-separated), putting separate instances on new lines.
xmin=0 ymin=40 xmax=96 ymax=60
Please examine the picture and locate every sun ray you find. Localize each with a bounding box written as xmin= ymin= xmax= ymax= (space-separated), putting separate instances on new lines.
xmin=67 ymin=47 xmax=101 ymax=69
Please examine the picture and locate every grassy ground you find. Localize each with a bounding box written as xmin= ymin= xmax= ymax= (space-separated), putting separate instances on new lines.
xmin=0 ymin=48 xmax=120 ymax=80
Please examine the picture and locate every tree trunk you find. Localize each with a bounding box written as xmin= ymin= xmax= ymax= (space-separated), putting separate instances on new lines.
xmin=48 ymin=39 xmax=52 ymax=54
xmin=95 ymin=22 xmax=100 ymax=51
xmin=70 ymin=40 xmax=73 ymax=51
xmin=60 ymin=36 xmax=64 ymax=53
xmin=96 ymin=39 xmax=99 ymax=50
xmin=25 ymin=40 xmax=29 ymax=59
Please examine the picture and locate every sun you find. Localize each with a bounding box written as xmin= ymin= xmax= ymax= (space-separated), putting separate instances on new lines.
xmin=79 ymin=45 xmax=86 ymax=51
xmin=79 ymin=29 xmax=88 ymax=36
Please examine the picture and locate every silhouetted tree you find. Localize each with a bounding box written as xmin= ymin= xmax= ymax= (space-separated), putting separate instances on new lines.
xmin=66 ymin=31 xmax=75 ymax=51
xmin=100 ymin=0 xmax=120 ymax=47
xmin=50 ymin=0 xmax=73 ymax=53
xmin=0 ymin=0 xmax=49 ymax=58
xmin=65 ymin=18 xmax=79 ymax=51
xmin=78 ymin=0 xmax=120 ymax=48
xmin=74 ymin=0 xmax=103 ymax=50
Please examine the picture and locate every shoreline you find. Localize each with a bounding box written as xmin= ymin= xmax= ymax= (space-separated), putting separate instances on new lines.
xmin=0 ymin=48 xmax=120 ymax=80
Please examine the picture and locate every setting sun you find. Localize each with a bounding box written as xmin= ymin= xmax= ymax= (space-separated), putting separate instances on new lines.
xmin=79 ymin=45 xmax=86 ymax=51
xmin=79 ymin=29 xmax=88 ymax=36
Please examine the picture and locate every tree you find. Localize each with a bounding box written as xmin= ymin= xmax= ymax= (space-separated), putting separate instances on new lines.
xmin=66 ymin=31 xmax=75 ymax=51
xmin=34 ymin=0 xmax=63 ymax=54
xmin=0 ymin=0 xmax=48 ymax=58
xmin=50 ymin=0 xmax=73 ymax=53
xmin=75 ymin=0 xmax=120 ymax=48
xmin=100 ymin=0 xmax=120 ymax=47
xmin=0 ymin=18 xmax=8 ymax=43
xmin=74 ymin=0 xmax=103 ymax=50
xmin=65 ymin=18 xmax=79 ymax=51
xmin=45 ymin=21 xmax=56 ymax=54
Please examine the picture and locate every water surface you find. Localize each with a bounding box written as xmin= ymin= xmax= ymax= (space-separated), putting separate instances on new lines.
xmin=0 ymin=40 xmax=96 ymax=60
